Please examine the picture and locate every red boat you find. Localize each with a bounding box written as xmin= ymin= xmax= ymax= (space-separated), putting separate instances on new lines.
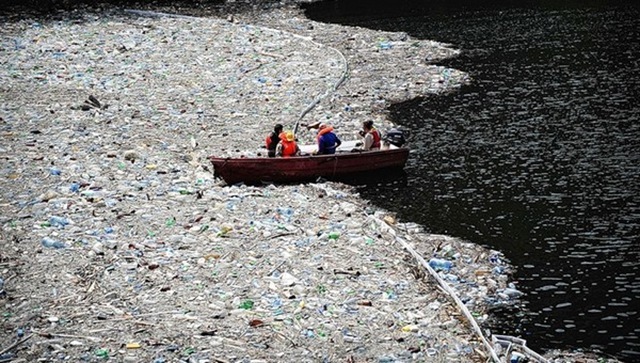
xmin=209 ymin=141 xmax=410 ymax=185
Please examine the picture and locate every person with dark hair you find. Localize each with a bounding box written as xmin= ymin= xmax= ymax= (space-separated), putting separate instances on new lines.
xmin=359 ymin=120 xmax=381 ymax=150
xmin=265 ymin=123 xmax=283 ymax=157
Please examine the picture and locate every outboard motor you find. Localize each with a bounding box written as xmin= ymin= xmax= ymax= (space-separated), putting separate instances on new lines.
xmin=383 ymin=128 xmax=409 ymax=147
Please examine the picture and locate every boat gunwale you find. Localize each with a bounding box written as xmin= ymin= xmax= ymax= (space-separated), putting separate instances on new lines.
xmin=209 ymin=147 xmax=409 ymax=163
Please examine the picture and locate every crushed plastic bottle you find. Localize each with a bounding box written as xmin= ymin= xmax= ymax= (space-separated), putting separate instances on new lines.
xmin=510 ymin=352 xmax=526 ymax=363
xmin=455 ymin=344 xmax=473 ymax=355
xmin=378 ymin=41 xmax=392 ymax=50
xmin=328 ymin=231 xmax=340 ymax=240
xmin=239 ymin=300 xmax=254 ymax=310
xmin=502 ymin=286 xmax=523 ymax=299
xmin=443 ymin=273 xmax=459 ymax=283
xmin=0 ymin=354 xmax=16 ymax=361
xmin=378 ymin=356 xmax=396 ymax=363
xmin=401 ymin=324 xmax=418 ymax=332
xmin=277 ymin=207 xmax=294 ymax=222
xmin=41 ymin=237 xmax=66 ymax=249
xmin=428 ymin=258 xmax=452 ymax=272
xmin=49 ymin=216 xmax=69 ymax=228
xmin=94 ymin=348 xmax=109 ymax=359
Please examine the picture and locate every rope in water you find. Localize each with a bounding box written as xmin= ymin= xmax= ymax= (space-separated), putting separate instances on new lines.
xmin=369 ymin=215 xmax=549 ymax=363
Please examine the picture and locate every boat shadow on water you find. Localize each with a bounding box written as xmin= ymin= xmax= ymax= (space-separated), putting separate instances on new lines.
xmin=333 ymin=167 xmax=408 ymax=187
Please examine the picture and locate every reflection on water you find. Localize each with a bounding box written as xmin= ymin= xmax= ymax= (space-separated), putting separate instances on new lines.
xmin=305 ymin=0 xmax=640 ymax=360
xmin=338 ymin=169 xmax=408 ymax=188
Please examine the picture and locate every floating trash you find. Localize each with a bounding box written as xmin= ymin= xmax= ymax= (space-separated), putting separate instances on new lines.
xmin=0 ymin=4 xmax=599 ymax=363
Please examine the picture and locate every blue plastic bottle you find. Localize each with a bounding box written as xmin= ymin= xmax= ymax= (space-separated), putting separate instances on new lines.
xmin=428 ymin=258 xmax=452 ymax=272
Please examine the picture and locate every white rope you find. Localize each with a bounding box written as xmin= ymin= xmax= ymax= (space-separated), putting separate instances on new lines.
xmin=125 ymin=9 xmax=201 ymax=20
xmin=366 ymin=215 xmax=500 ymax=361
xmin=241 ymin=23 xmax=349 ymax=135
xmin=493 ymin=335 xmax=548 ymax=363
xmin=396 ymin=234 xmax=503 ymax=363
xmin=367 ymin=215 xmax=553 ymax=363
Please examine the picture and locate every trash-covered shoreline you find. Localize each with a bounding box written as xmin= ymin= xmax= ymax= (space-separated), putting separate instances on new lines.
xmin=0 ymin=3 xmax=620 ymax=362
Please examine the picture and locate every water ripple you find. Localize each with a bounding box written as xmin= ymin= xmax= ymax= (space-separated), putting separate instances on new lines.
xmin=307 ymin=2 xmax=640 ymax=360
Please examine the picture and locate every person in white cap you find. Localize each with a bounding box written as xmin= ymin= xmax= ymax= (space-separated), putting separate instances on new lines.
xmin=306 ymin=122 xmax=342 ymax=155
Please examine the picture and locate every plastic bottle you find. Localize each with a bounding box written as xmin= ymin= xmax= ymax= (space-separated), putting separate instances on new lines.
xmin=428 ymin=258 xmax=452 ymax=272
xmin=443 ymin=273 xmax=459 ymax=282
xmin=94 ymin=349 xmax=109 ymax=359
xmin=41 ymin=237 xmax=65 ymax=249
xmin=510 ymin=352 xmax=526 ymax=363
xmin=239 ymin=300 xmax=254 ymax=310
xmin=378 ymin=356 xmax=395 ymax=363
xmin=49 ymin=216 xmax=69 ymax=228
xmin=502 ymin=287 xmax=523 ymax=298
xmin=277 ymin=207 xmax=294 ymax=222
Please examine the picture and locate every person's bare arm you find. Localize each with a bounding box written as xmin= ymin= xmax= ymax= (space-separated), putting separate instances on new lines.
xmin=364 ymin=133 xmax=373 ymax=150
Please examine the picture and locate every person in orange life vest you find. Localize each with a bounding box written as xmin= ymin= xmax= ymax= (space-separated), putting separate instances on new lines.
xmin=265 ymin=123 xmax=283 ymax=157
xmin=275 ymin=131 xmax=301 ymax=157
xmin=306 ymin=122 xmax=342 ymax=154
xmin=359 ymin=120 xmax=381 ymax=150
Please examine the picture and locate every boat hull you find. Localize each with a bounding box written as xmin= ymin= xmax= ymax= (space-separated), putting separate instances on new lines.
xmin=209 ymin=148 xmax=409 ymax=185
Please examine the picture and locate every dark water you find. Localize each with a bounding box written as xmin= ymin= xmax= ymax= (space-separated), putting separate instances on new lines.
xmin=304 ymin=0 xmax=640 ymax=361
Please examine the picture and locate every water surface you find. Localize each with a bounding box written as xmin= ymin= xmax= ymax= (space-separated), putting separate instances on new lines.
xmin=305 ymin=1 xmax=640 ymax=360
